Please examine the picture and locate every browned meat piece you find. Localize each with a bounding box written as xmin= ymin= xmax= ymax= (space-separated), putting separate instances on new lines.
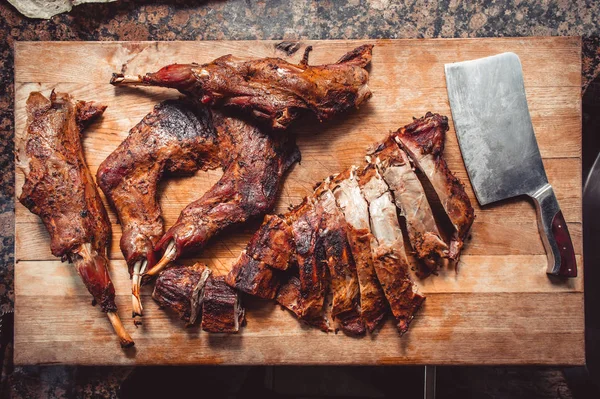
xmin=288 ymin=199 xmax=329 ymax=331
xmin=225 ymin=251 xmax=282 ymax=299
xmin=152 ymin=263 xmax=212 ymax=325
xmin=148 ymin=112 xmax=300 ymax=276
xmin=313 ymin=186 xmax=364 ymax=335
xmin=110 ymin=45 xmax=373 ymax=129
xmin=246 ymin=214 xmax=295 ymax=270
xmin=276 ymin=276 xmax=303 ymax=318
xmin=373 ymin=137 xmax=448 ymax=272
xmin=394 ymin=113 xmax=475 ymax=259
xmin=358 ymin=163 xmax=425 ymax=334
xmin=16 ymin=91 xmax=133 ymax=348
xmin=97 ymin=100 xmax=219 ymax=322
xmin=330 ymin=167 xmax=387 ymax=332
xmin=201 ymin=276 xmax=245 ymax=333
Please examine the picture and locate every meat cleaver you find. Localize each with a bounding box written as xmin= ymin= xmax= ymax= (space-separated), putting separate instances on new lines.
xmin=445 ymin=52 xmax=577 ymax=277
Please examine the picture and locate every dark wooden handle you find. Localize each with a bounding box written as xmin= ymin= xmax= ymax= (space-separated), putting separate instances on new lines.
xmin=551 ymin=210 xmax=577 ymax=278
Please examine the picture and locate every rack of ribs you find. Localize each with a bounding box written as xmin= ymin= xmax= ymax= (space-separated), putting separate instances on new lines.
xmin=110 ymin=45 xmax=373 ymax=129
xmin=147 ymin=111 xmax=301 ymax=277
xmin=16 ymin=91 xmax=134 ymax=348
xmin=394 ymin=113 xmax=475 ymax=260
xmin=97 ymin=100 xmax=220 ymax=324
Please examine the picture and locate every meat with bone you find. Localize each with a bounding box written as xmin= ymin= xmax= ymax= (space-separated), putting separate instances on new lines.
xmin=201 ymin=276 xmax=245 ymax=333
xmin=225 ymin=251 xmax=283 ymax=299
xmin=393 ymin=113 xmax=474 ymax=260
xmin=358 ymin=163 xmax=425 ymax=334
xmin=152 ymin=263 xmax=212 ymax=325
xmin=147 ymin=111 xmax=301 ymax=277
xmin=110 ymin=45 xmax=373 ymax=129
xmin=373 ymin=137 xmax=449 ymax=272
xmin=276 ymin=276 xmax=303 ymax=318
xmin=245 ymin=214 xmax=295 ymax=271
xmin=97 ymin=100 xmax=219 ymax=323
xmin=16 ymin=91 xmax=134 ymax=348
xmin=330 ymin=167 xmax=387 ymax=332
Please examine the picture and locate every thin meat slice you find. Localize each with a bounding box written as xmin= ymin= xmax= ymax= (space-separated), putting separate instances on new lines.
xmin=276 ymin=276 xmax=303 ymax=318
xmin=331 ymin=167 xmax=387 ymax=332
xmin=246 ymin=214 xmax=295 ymax=270
xmin=393 ymin=113 xmax=474 ymax=259
xmin=149 ymin=112 xmax=300 ymax=276
xmin=16 ymin=91 xmax=133 ymax=347
xmin=373 ymin=137 xmax=448 ymax=272
xmin=225 ymin=251 xmax=282 ymax=299
xmin=201 ymin=276 xmax=245 ymax=333
xmin=358 ymin=163 xmax=425 ymax=334
xmin=97 ymin=100 xmax=219 ymax=322
xmin=152 ymin=263 xmax=212 ymax=325
xmin=313 ymin=186 xmax=365 ymax=335
xmin=111 ymin=45 xmax=373 ymax=129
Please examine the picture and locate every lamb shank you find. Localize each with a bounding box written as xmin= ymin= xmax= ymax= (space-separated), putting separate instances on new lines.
xmin=16 ymin=91 xmax=134 ymax=348
xmin=110 ymin=45 xmax=373 ymax=129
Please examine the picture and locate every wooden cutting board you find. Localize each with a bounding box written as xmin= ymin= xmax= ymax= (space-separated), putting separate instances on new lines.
xmin=13 ymin=37 xmax=584 ymax=365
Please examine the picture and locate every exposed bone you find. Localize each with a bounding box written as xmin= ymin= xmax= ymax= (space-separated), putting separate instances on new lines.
xmin=144 ymin=240 xmax=176 ymax=278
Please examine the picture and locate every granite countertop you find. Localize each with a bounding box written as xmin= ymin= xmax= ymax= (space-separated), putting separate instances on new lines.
xmin=1 ymin=1 xmax=599 ymax=397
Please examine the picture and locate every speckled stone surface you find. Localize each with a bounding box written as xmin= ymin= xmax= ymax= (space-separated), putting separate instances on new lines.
xmin=1 ymin=0 xmax=599 ymax=397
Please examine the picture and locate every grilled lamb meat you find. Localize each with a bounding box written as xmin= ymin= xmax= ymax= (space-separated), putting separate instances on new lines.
xmin=225 ymin=251 xmax=282 ymax=299
xmin=152 ymin=263 xmax=212 ymax=325
xmin=16 ymin=91 xmax=133 ymax=348
xmin=110 ymin=45 xmax=373 ymax=129
xmin=246 ymin=214 xmax=295 ymax=270
xmin=97 ymin=100 xmax=219 ymax=322
xmin=201 ymin=276 xmax=245 ymax=333
xmin=373 ymin=137 xmax=449 ymax=272
xmin=148 ymin=111 xmax=300 ymax=276
xmin=313 ymin=186 xmax=364 ymax=335
xmin=331 ymin=167 xmax=387 ymax=332
xmin=276 ymin=276 xmax=303 ymax=318
xmin=358 ymin=163 xmax=425 ymax=334
xmin=394 ymin=113 xmax=474 ymax=259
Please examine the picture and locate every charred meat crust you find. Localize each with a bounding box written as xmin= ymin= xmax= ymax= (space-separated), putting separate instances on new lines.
xmin=393 ymin=112 xmax=474 ymax=259
xmin=152 ymin=263 xmax=212 ymax=324
xmin=276 ymin=276 xmax=303 ymax=318
xmin=246 ymin=214 xmax=295 ymax=270
xmin=225 ymin=251 xmax=282 ymax=299
xmin=156 ymin=111 xmax=301 ymax=259
xmin=201 ymin=276 xmax=245 ymax=333
xmin=97 ymin=100 xmax=219 ymax=272
xmin=112 ymin=46 xmax=373 ymax=129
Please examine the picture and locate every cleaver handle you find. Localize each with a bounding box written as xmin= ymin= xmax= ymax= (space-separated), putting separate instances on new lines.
xmin=531 ymin=184 xmax=577 ymax=277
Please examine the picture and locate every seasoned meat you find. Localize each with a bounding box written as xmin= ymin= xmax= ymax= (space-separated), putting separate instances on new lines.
xmin=276 ymin=276 xmax=303 ymax=318
xmin=358 ymin=163 xmax=425 ymax=334
xmin=111 ymin=45 xmax=373 ymax=129
xmin=394 ymin=113 xmax=474 ymax=259
xmin=152 ymin=263 xmax=212 ymax=325
xmin=16 ymin=91 xmax=133 ymax=348
xmin=314 ymin=187 xmax=364 ymax=335
xmin=225 ymin=251 xmax=282 ymax=299
xmin=201 ymin=276 xmax=245 ymax=333
xmin=149 ymin=111 xmax=300 ymax=275
xmin=97 ymin=100 xmax=218 ymax=322
xmin=246 ymin=214 xmax=295 ymax=270
xmin=373 ymin=137 xmax=448 ymax=272
xmin=331 ymin=167 xmax=387 ymax=332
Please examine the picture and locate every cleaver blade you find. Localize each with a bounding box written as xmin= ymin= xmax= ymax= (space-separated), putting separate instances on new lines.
xmin=445 ymin=52 xmax=577 ymax=278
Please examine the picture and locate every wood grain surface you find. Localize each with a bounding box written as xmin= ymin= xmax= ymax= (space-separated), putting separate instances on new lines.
xmin=13 ymin=37 xmax=584 ymax=365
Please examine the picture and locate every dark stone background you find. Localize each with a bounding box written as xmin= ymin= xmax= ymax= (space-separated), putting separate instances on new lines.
xmin=1 ymin=1 xmax=599 ymax=397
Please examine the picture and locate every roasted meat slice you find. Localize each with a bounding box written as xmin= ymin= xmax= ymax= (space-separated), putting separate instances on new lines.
xmin=358 ymin=163 xmax=425 ymax=334
xmin=152 ymin=263 xmax=212 ymax=325
xmin=331 ymin=167 xmax=387 ymax=332
xmin=97 ymin=100 xmax=219 ymax=322
xmin=276 ymin=276 xmax=303 ymax=318
xmin=225 ymin=251 xmax=282 ymax=299
xmin=16 ymin=91 xmax=133 ymax=347
xmin=288 ymin=199 xmax=329 ymax=331
xmin=373 ymin=137 xmax=448 ymax=272
xmin=201 ymin=276 xmax=245 ymax=333
xmin=148 ymin=111 xmax=301 ymax=276
xmin=394 ymin=113 xmax=475 ymax=259
xmin=313 ymin=187 xmax=364 ymax=335
xmin=245 ymin=214 xmax=295 ymax=270
xmin=111 ymin=45 xmax=373 ymax=129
